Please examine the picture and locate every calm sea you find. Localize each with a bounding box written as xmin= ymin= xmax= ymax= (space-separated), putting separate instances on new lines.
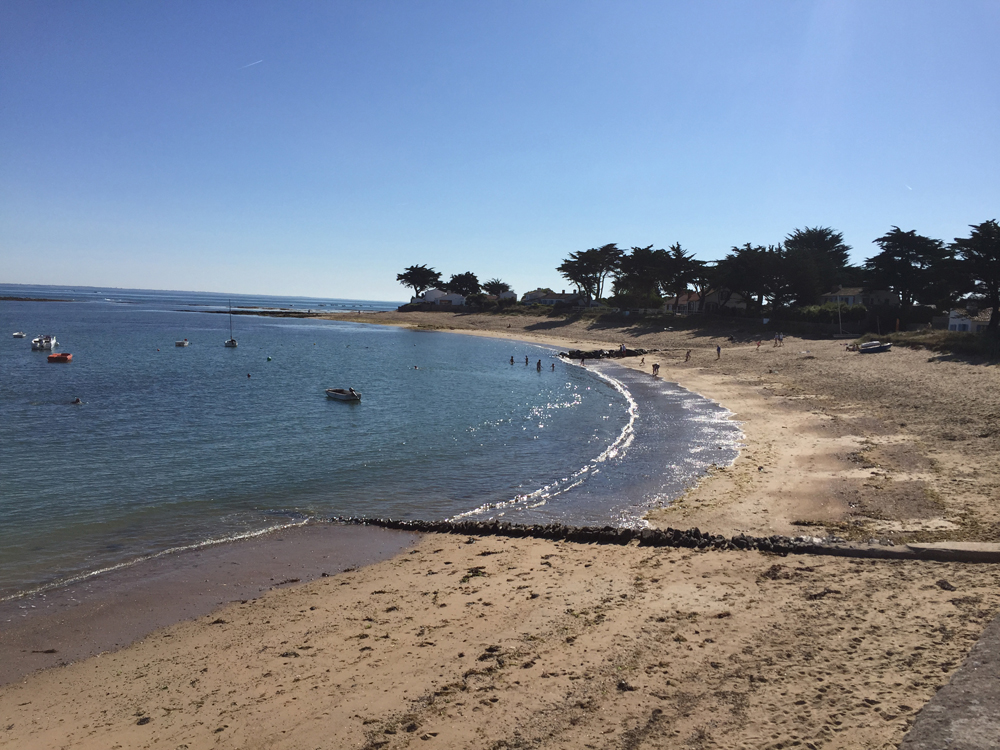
xmin=0 ymin=284 xmax=741 ymax=601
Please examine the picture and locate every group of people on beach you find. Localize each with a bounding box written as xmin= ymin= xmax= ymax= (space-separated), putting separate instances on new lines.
xmin=510 ymin=355 xmax=554 ymax=371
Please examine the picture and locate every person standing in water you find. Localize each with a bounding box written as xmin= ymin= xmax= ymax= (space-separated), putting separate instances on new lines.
xmin=525 ymin=356 xmax=529 ymax=365
xmin=536 ymin=360 xmax=542 ymax=372
xmin=510 ymin=356 xmax=514 ymax=365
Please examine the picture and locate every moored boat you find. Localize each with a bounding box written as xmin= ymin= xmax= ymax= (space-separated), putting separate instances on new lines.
xmin=47 ymin=352 xmax=72 ymax=363
xmin=12 ymin=331 xmax=26 ymax=338
xmin=326 ymin=387 xmax=361 ymax=402
xmin=175 ymin=339 xmax=190 ymax=347
xmin=31 ymin=334 xmax=57 ymax=350
xmin=224 ymin=300 xmax=238 ymax=347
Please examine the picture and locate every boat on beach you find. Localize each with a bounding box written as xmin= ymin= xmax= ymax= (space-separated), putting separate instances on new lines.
xmin=859 ymin=341 xmax=892 ymax=354
xmin=47 ymin=352 xmax=72 ymax=363
xmin=326 ymin=387 xmax=361 ymax=402
xmin=31 ymin=334 xmax=57 ymax=350
xmin=12 ymin=331 xmax=26 ymax=338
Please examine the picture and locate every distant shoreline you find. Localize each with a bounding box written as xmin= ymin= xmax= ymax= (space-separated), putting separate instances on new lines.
xmin=0 ymin=296 xmax=73 ymax=302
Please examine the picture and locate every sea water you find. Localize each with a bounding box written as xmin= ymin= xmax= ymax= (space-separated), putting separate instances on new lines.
xmin=0 ymin=285 xmax=741 ymax=601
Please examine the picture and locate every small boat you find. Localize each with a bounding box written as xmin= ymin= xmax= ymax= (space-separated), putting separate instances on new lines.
xmin=12 ymin=331 xmax=26 ymax=338
xmin=224 ymin=300 xmax=238 ymax=347
xmin=47 ymin=352 xmax=72 ymax=363
xmin=326 ymin=387 xmax=361 ymax=402
xmin=31 ymin=334 xmax=57 ymax=350
xmin=859 ymin=341 xmax=892 ymax=354
xmin=175 ymin=339 xmax=190 ymax=347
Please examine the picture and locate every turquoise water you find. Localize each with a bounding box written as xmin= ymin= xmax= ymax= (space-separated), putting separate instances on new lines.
xmin=0 ymin=285 xmax=741 ymax=601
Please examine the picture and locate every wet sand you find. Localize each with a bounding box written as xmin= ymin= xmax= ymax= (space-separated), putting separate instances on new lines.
xmin=0 ymin=524 xmax=417 ymax=687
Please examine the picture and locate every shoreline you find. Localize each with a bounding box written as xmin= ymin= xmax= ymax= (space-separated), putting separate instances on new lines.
xmin=314 ymin=309 xmax=1000 ymax=543
xmin=0 ymin=334 xmax=738 ymax=688
xmin=3 ymin=308 xmax=999 ymax=748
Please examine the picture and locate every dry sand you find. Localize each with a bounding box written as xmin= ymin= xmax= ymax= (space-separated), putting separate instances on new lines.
xmin=3 ymin=310 xmax=999 ymax=749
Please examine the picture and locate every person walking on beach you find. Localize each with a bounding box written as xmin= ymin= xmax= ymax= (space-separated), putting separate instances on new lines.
xmin=778 ymin=332 xmax=784 ymax=347
xmin=756 ymin=339 xmax=762 ymax=351
xmin=716 ymin=345 xmax=721 ymax=360
xmin=684 ymin=350 xmax=691 ymax=362
xmin=652 ymin=363 xmax=660 ymax=377
xmin=774 ymin=332 xmax=779 ymax=347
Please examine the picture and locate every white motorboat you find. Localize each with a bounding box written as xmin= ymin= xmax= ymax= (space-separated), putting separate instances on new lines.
xmin=175 ymin=339 xmax=190 ymax=347
xmin=326 ymin=387 xmax=361 ymax=402
xmin=31 ymin=334 xmax=57 ymax=351
xmin=224 ymin=300 xmax=238 ymax=347
xmin=12 ymin=331 xmax=26 ymax=338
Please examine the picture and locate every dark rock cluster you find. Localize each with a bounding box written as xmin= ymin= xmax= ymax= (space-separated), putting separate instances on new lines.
xmin=560 ymin=348 xmax=652 ymax=360
xmin=331 ymin=517 xmax=925 ymax=561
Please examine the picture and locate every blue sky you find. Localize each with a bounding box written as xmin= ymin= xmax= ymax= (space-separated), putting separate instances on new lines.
xmin=2 ymin=1 xmax=998 ymax=301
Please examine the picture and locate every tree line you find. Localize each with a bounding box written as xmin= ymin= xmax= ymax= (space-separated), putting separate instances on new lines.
xmin=557 ymin=221 xmax=1000 ymax=330
xmin=396 ymin=266 xmax=512 ymax=301
xmin=395 ymin=220 xmax=999 ymax=330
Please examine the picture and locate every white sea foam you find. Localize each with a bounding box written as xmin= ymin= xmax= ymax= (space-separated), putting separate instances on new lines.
xmin=451 ymin=363 xmax=638 ymax=520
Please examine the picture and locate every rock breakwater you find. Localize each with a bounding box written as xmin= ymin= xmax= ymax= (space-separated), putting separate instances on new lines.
xmin=332 ymin=518 xmax=985 ymax=562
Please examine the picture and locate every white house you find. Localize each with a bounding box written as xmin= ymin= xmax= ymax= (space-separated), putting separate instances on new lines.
xmin=411 ymin=288 xmax=465 ymax=306
xmin=820 ymin=287 xmax=899 ymax=307
xmin=948 ymin=308 xmax=993 ymax=332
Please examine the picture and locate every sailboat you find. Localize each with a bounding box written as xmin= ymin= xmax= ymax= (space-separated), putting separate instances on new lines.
xmin=224 ymin=300 xmax=238 ymax=347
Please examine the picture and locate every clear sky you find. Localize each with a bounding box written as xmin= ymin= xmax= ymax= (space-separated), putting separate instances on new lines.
xmin=2 ymin=1 xmax=998 ymax=301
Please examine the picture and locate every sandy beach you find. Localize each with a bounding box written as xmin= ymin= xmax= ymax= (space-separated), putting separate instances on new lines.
xmin=3 ymin=309 xmax=999 ymax=749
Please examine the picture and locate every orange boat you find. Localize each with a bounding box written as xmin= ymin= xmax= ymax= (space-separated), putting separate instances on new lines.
xmin=47 ymin=352 xmax=72 ymax=363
